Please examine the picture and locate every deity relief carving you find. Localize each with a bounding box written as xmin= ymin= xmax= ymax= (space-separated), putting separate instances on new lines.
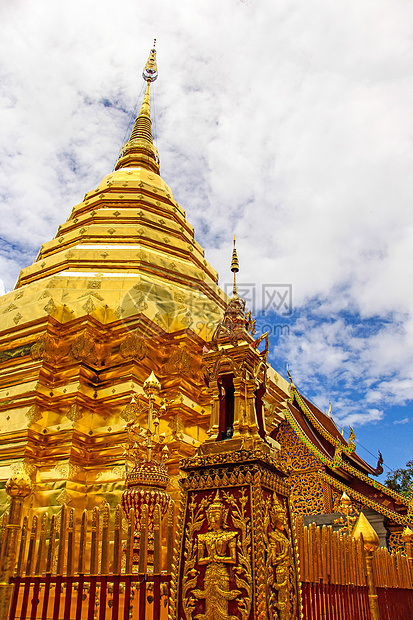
xmin=30 ymin=334 xmax=63 ymax=364
xmin=266 ymin=495 xmax=297 ymax=620
xmin=30 ymin=336 xmax=46 ymax=360
xmin=181 ymin=489 xmax=252 ymax=620
xmin=165 ymin=344 xmax=192 ymax=375
xmin=192 ymin=491 xmax=240 ymax=619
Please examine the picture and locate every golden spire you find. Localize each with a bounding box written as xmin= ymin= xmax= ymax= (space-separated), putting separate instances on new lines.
xmin=230 ymin=236 xmax=239 ymax=298
xmin=115 ymin=41 xmax=160 ymax=174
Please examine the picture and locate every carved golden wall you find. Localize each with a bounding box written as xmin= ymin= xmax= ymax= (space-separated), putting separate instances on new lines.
xmin=0 ymin=310 xmax=214 ymax=515
xmin=276 ymin=421 xmax=328 ymax=516
xmin=388 ymin=532 xmax=407 ymax=555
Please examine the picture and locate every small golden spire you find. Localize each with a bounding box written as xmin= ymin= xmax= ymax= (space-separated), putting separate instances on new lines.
xmin=327 ymin=401 xmax=332 ymax=417
xmin=230 ymin=236 xmax=239 ymax=298
xmin=115 ymin=42 xmax=160 ymax=174
xmin=352 ymin=512 xmax=380 ymax=552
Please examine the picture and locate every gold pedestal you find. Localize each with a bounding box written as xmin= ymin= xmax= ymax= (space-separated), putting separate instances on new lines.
xmin=169 ymin=447 xmax=300 ymax=620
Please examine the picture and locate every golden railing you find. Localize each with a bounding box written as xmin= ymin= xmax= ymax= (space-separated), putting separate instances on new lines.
xmin=296 ymin=516 xmax=413 ymax=620
xmin=0 ymin=503 xmax=174 ymax=620
xmin=1 ymin=503 xmax=413 ymax=620
xmin=296 ymin=517 xmax=413 ymax=588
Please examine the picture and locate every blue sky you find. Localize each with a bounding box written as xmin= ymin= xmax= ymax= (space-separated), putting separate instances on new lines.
xmin=1 ymin=0 xmax=413 ymax=478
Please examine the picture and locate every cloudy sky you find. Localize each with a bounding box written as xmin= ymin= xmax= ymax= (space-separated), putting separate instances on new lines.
xmin=1 ymin=0 xmax=413 ymax=477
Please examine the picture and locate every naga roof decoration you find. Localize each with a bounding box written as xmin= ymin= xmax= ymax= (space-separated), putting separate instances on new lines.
xmin=319 ymin=470 xmax=412 ymax=526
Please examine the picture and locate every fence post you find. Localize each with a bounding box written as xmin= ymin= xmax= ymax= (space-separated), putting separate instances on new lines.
xmin=353 ymin=512 xmax=380 ymax=620
xmin=0 ymin=472 xmax=32 ymax=620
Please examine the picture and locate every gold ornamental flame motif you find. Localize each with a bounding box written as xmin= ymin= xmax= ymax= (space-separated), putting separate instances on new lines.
xmin=352 ymin=512 xmax=380 ymax=552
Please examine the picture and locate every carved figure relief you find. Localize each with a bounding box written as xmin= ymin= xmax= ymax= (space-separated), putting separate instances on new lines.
xmin=30 ymin=336 xmax=46 ymax=360
xmin=165 ymin=344 xmax=192 ymax=375
xmin=71 ymin=333 xmax=98 ymax=365
xmin=30 ymin=334 xmax=64 ymax=364
xmin=266 ymin=495 xmax=297 ymax=620
xmin=193 ymin=491 xmax=240 ymax=619
xmin=181 ymin=489 xmax=252 ymax=620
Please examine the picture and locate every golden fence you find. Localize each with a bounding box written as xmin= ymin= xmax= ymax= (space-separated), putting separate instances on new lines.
xmin=2 ymin=506 xmax=413 ymax=620
xmin=296 ymin=516 xmax=413 ymax=589
xmin=296 ymin=516 xmax=413 ymax=620
xmin=0 ymin=503 xmax=174 ymax=620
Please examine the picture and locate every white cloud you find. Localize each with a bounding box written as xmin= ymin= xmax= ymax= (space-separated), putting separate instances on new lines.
xmin=344 ymin=409 xmax=384 ymax=427
xmin=1 ymin=0 xmax=413 ymax=447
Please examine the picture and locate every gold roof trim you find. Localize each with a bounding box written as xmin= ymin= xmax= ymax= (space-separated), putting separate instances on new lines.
xmin=319 ymin=470 xmax=410 ymax=526
xmin=290 ymin=379 xmax=354 ymax=454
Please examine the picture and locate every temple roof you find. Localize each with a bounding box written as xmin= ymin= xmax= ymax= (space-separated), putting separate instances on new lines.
xmin=299 ymin=394 xmax=378 ymax=476
xmin=282 ymin=373 xmax=410 ymax=524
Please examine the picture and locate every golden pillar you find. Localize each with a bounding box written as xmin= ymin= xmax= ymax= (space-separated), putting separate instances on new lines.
xmin=353 ymin=512 xmax=381 ymax=620
xmin=0 ymin=472 xmax=32 ymax=620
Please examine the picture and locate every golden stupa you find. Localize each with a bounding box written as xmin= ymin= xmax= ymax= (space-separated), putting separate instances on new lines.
xmin=0 ymin=44 xmax=289 ymax=515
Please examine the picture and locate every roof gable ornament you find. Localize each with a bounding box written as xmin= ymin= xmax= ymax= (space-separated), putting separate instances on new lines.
xmin=288 ymin=367 xmax=357 ymax=458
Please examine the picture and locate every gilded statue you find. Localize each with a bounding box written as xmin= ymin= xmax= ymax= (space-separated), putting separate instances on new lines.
xmin=334 ymin=491 xmax=359 ymax=535
xmin=266 ymin=496 xmax=297 ymax=620
xmin=192 ymin=491 xmax=241 ymax=620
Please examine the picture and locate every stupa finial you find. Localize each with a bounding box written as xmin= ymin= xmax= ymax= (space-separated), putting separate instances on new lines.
xmin=142 ymin=40 xmax=158 ymax=82
xmin=115 ymin=42 xmax=160 ymax=173
xmin=231 ymin=236 xmax=239 ymax=298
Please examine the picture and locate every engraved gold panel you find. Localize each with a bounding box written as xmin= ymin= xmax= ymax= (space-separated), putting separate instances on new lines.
xmin=276 ymin=422 xmax=320 ymax=471
xmin=289 ymin=472 xmax=325 ymax=516
xmin=388 ymin=532 xmax=407 ymax=555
